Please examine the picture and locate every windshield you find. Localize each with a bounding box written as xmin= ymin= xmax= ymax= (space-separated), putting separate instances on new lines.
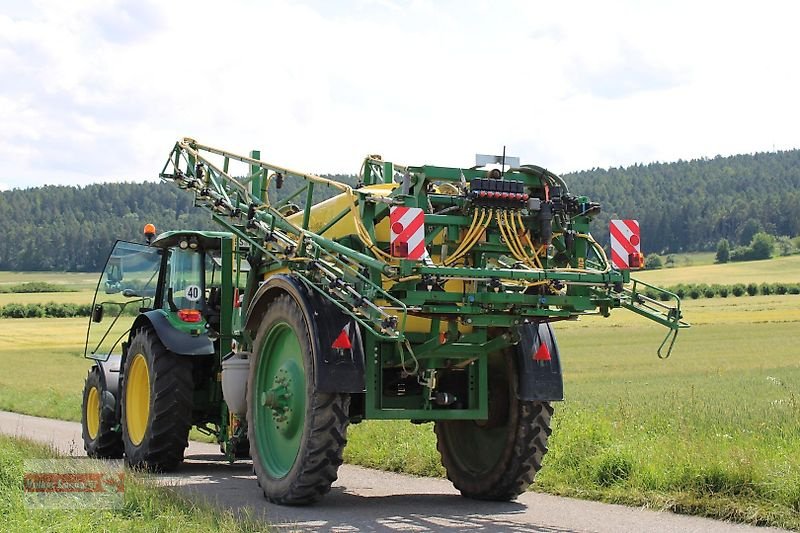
xmin=85 ymin=241 xmax=161 ymax=361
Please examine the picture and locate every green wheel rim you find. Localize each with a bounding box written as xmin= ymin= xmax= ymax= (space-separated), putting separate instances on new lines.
xmin=253 ymin=321 xmax=306 ymax=478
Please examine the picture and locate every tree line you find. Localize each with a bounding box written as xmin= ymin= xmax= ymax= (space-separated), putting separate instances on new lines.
xmin=563 ymin=150 xmax=800 ymax=254
xmin=1 ymin=151 xmax=798 ymax=271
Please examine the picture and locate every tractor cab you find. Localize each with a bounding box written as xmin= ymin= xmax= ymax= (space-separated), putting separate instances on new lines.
xmin=84 ymin=229 xmax=237 ymax=362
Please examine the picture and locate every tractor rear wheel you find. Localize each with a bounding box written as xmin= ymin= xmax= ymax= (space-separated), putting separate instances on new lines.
xmin=121 ymin=327 xmax=193 ymax=471
xmin=435 ymin=353 xmax=553 ymax=501
xmin=247 ymin=294 xmax=350 ymax=505
xmin=81 ymin=366 xmax=123 ymax=458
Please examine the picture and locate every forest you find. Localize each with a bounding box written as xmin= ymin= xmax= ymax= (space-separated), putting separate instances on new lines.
xmin=0 ymin=150 xmax=798 ymax=271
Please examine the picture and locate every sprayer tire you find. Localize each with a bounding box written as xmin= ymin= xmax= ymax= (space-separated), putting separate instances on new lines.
xmin=81 ymin=366 xmax=124 ymax=459
xmin=435 ymin=354 xmax=553 ymax=501
xmin=121 ymin=327 xmax=193 ymax=472
xmin=247 ymin=294 xmax=350 ymax=505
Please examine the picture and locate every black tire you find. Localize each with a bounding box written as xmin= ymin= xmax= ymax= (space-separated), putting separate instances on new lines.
xmin=435 ymin=353 xmax=553 ymax=501
xmin=81 ymin=366 xmax=123 ymax=458
xmin=121 ymin=327 xmax=193 ymax=472
xmin=247 ymin=294 xmax=350 ymax=505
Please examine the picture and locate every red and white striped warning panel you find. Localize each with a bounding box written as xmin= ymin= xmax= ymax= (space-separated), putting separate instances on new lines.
xmin=390 ymin=206 xmax=427 ymax=260
xmin=609 ymin=219 xmax=642 ymax=269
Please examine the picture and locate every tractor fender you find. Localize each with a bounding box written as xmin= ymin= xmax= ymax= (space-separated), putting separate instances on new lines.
xmin=245 ymin=274 xmax=365 ymax=393
xmin=129 ymin=310 xmax=215 ymax=356
xmin=515 ymin=322 xmax=564 ymax=402
xmin=96 ymin=354 xmax=122 ymax=418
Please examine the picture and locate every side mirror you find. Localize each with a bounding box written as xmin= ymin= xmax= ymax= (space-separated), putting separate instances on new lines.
xmin=92 ymin=304 xmax=104 ymax=323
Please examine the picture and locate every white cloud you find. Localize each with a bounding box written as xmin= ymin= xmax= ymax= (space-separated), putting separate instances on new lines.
xmin=0 ymin=0 xmax=799 ymax=188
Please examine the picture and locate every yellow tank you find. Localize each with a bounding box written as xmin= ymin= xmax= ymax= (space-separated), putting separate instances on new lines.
xmin=285 ymin=183 xmax=469 ymax=335
xmin=287 ymin=183 xmax=395 ymax=240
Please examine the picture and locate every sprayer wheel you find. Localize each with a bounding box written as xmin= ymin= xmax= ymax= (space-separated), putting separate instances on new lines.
xmin=435 ymin=354 xmax=553 ymax=501
xmin=247 ymin=294 xmax=350 ymax=505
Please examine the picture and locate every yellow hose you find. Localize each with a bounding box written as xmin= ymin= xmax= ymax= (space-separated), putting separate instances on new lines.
xmin=517 ymin=212 xmax=544 ymax=269
xmin=445 ymin=212 xmax=486 ymax=266
xmin=497 ymin=211 xmax=528 ymax=264
xmin=444 ymin=209 xmax=488 ymax=265
xmin=507 ymin=211 xmax=537 ymax=268
xmin=444 ymin=209 xmax=481 ymax=263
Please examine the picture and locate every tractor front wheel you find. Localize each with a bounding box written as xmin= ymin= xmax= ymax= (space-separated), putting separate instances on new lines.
xmin=247 ymin=294 xmax=350 ymax=505
xmin=81 ymin=366 xmax=123 ymax=458
xmin=121 ymin=327 xmax=193 ymax=471
xmin=435 ymin=354 xmax=553 ymax=501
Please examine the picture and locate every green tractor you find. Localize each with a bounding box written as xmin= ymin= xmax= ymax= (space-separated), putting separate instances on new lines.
xmin=81 ymin=138 xmax=688 ymax=505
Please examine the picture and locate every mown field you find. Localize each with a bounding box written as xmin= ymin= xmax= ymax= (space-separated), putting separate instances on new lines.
xmin=0 ymin=258 xmax=799 ymax=529
xmin=0 ymin=271 xmax=99 ymax=290
xmin=637 ymin=254 xmax=800 ymax=285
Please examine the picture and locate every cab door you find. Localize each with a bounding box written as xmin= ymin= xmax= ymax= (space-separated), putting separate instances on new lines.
xmin=85 ymin=241 xmax=162 ymax=361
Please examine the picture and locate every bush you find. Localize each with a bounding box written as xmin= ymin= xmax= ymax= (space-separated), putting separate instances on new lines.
xmin=760 ymin=283 xmax=774 ymax=296
xmin=718 ymin=285 xmax=729 ymax=297
xmin=732 ymin=284 xmax=746 ymax=297
xmin=689 ymin=286 xmax=702 ymax=299
xmin=775 ymin=284 xmax=788 ymax=295
xmin=788 ymin=284 xmax=800 ymax=295
xmin=746 ymin=283 xmax=759 ymax=296
xmin=6 ymin=282 xmax=74 ymax=293
xmin=704 ymin=287 xmax=716 ymax=298
xmin=0 ymin=302 xmax=93 ymax=318
xmin=643 ymin=288 xmax=660 ymax=300
xmin=715 ymin=238 xmax=730 ymax=263
xmin=645 ymin=254 xmax=663 ymax=269
xmin=1 ymin=303 xmax=26 ymax=318
xmin=750 ymin=232 xmax=775 ymax=260
xmin=24 ymin=304 xmax=44 ymax=318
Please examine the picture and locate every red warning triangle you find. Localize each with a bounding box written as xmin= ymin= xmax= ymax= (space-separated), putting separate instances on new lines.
xmin=533 ymin=343 xmax=551 ymax=362
xmin=331 ymin=324 xmax=352 ymax=350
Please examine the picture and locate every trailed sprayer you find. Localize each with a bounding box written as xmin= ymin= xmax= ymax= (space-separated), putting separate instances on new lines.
xmin=81 ymin=138 xmax=688 ymax=504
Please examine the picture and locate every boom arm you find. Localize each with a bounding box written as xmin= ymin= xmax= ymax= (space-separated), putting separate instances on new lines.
xmin=159 ymin=138 xmax=689 ymax=357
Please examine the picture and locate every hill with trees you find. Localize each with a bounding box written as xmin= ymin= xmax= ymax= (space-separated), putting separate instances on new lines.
xmin=0 ymin=150 xmax=798 ymax=271
xmin=563 ymin=150 xmax=800 ymax=254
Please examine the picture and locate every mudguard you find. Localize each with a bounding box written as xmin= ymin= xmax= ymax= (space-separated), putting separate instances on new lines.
xmin=96 ymin=354 xmax=122 ymax=419
xmin=245 ymin=274 xmax=365 ymax=393
xmin=129 ymin=310 xmax=215 ymax=356
xmin=515 ymin=322 xmax=564 ymax=401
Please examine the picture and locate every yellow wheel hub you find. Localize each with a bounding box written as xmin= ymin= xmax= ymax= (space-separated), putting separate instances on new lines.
xmin=125 ymin=353 xmax=151 ymax=446
xmin=86 ymin=386 xmax=100 ymax=440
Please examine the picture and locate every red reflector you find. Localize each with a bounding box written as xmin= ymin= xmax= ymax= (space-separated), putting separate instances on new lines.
xmin=533 ymin=343 xmax=551 ymax=362
xmin=629 ymin=252 xmax=645 ymax=269
xmin=233 ymin=287 xmax=241 ymax=309
xmin=332 ymin=325 xmax=352 ymax=350
xmin=178 ymin=309 xmax=202 ymax=323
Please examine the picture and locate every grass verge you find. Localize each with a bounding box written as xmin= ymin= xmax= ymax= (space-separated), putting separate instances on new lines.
xmin=0 ymin=434 xmax=267 ymax=532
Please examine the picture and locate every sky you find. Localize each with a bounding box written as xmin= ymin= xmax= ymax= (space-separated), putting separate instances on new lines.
xmin=1 ymin=0 xmax=799 ymax=190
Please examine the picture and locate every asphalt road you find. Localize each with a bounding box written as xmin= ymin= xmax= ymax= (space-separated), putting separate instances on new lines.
xmin=0 ymin=411 xmax=787 ymax=533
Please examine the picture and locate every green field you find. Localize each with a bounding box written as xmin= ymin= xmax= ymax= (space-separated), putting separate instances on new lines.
xmin=0 ymin=291 xmax=96 ymax=306
xmin=637 ymin=254 xmax=800 ymax=286
xmin=0 ymin=271 xmax=99 ymax=290
xmin=0 ymin=271 xmax=98 ymax=307
xmin=1 ymin=257 xmax=799 ymax=528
